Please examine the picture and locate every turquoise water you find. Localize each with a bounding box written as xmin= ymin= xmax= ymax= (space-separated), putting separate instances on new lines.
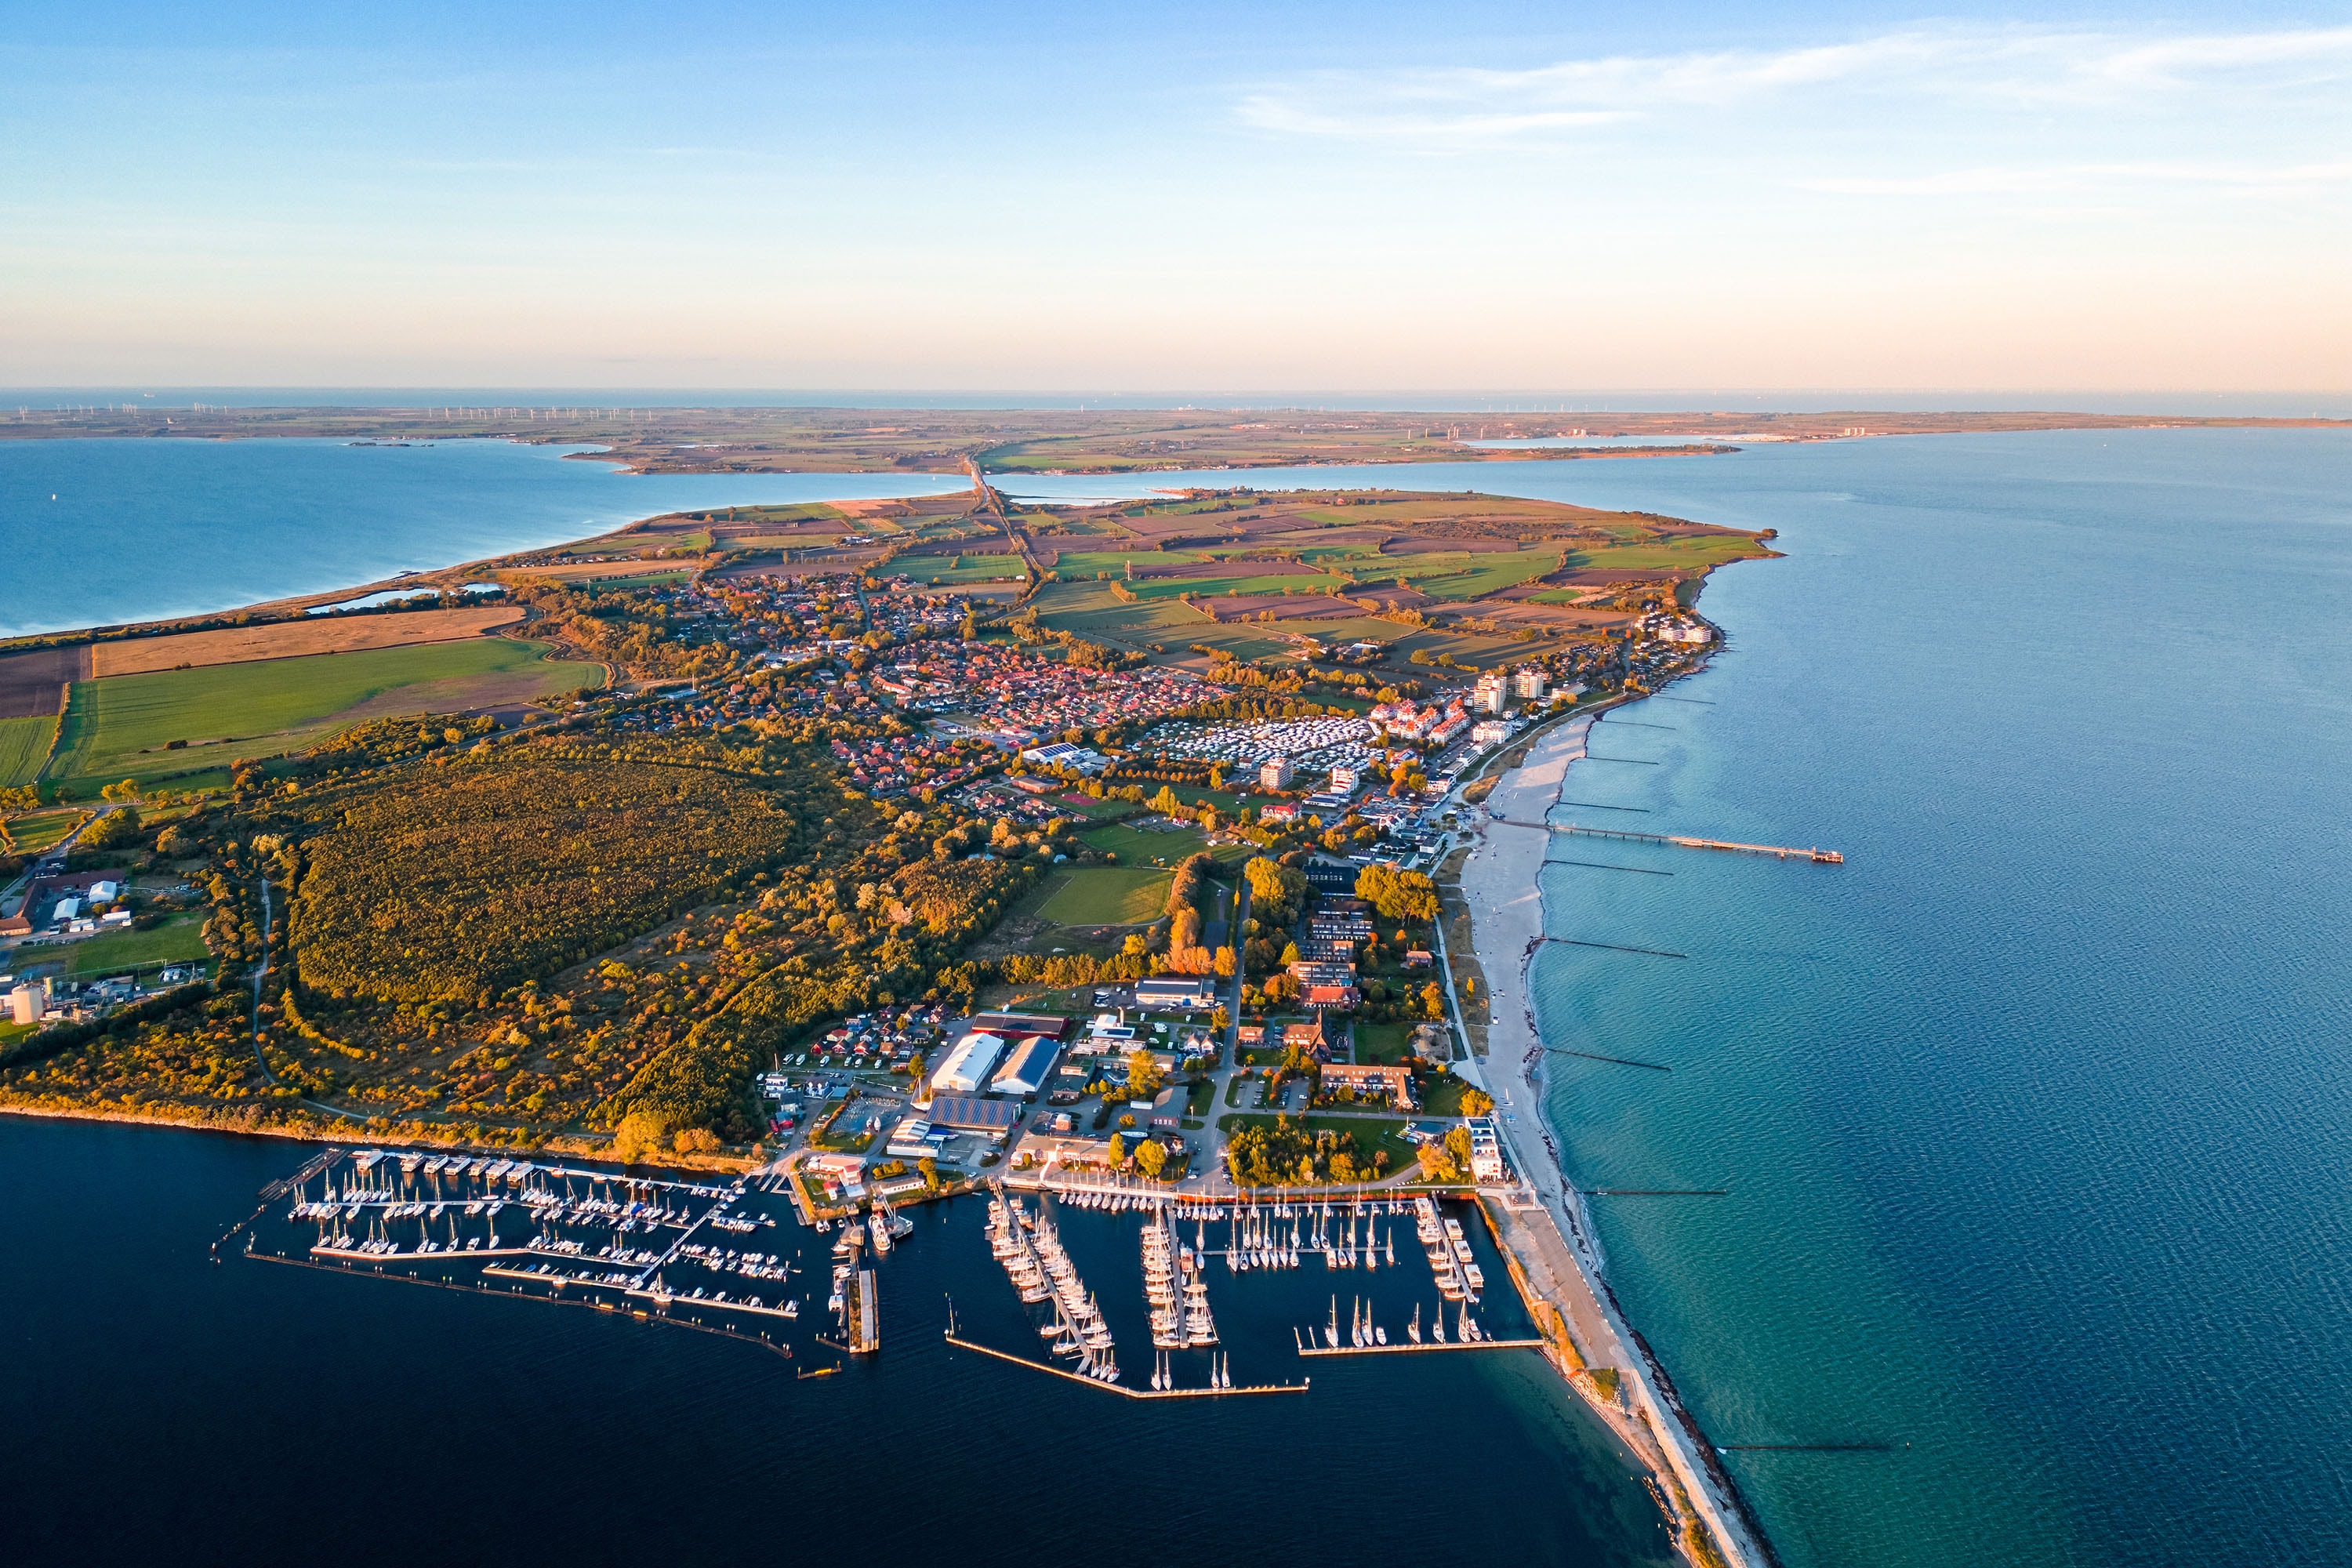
xmin=1514 ymin=430 xmax=2352 ymax=1566
xmin=986 ymin=430 xmax=2352 ymax=1563
xmin=0 ymin=437 xmax=971 ymax=637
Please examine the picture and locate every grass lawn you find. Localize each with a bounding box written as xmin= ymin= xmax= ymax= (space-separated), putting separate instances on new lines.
xmin=3 ymin=808 xmax=89 ymax=852
xmin=1083 ymin=820 xmax=1208 ymax=864
xmin=0 ymin=717 xmax=56 ymax=787
xmin=1417 ymin=1073 xmax=1487 ymax=1119
xmin=61 ymin=913 xmax=211 ymax=977
xmin=1350 ymin=1022 xmax=1421 ymax=1064
xmin=1036 ymin=866 xmax=1174 ymax=925
xmin=45 ymin=638 xmax=597 ymax=786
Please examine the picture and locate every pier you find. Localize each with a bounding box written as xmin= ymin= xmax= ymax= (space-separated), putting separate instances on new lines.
xmin=1293 ymin=1330 xmax=1546 ymax=1357
xmin=944 ymin=1332 xmax=1304 ymax=1398
xmin=1491 ymin=816 xmax=1843 ymax=862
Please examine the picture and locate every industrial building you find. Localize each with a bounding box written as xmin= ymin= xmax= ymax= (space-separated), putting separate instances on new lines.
xmin=930 ymin=1032 xmax=1007 ymax=1097
xmin=1135 ymin=976 xmax=1213 ymax=1009
xmin=990 ymin=1037 xmax=1062 ymax=1097
xmin=926 ymin=1094 xmax=1022 ymax=1133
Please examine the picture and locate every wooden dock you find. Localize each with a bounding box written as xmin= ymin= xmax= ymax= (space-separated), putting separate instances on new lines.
xmin=848 ymin=1269 xmax=879 ymax=1354
xmin=1294 ymin=1333 xmax=1548 ymax=1357
xmin=944 ymin=1333 xmax=1307 ymax=1398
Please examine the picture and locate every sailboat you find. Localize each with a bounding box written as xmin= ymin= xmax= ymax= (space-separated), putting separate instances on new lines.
xmin=1408 ymin=1303 xmax=1423 ymax=1344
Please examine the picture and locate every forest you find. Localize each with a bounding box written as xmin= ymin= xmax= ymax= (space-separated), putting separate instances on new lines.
xmin=0 ymin=711 xmax=1033 ymax=1152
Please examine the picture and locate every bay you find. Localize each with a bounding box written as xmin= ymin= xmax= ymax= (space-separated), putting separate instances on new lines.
xmin=0 ymin=1116 xmax=1672 ymax=1566
xmin=0 ymin=437 xmax=971 ymax=638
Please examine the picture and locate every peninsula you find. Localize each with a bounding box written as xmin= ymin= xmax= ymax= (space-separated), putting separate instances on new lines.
xmin=0 ymin=463 xmax=1780 ymax=1565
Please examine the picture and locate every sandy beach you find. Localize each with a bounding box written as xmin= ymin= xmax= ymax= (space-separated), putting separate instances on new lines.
xmin=1454 ymin=708 xmax=1775 ymax=1568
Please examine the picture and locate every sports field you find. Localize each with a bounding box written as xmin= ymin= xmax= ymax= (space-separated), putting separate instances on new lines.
xmin=1035 ymin=866 xmax=1173 ymax=925
xmin=1080 ymin=821 xmax=1255 ymax=869
xmin=0 ymin=717 xmax=56 ymax=787
xmin=45 ymin=638 xmax=597 ymax=786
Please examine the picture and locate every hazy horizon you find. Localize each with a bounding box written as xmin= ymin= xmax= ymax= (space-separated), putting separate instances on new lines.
xmin=5 ymin=1 xmax=2347 ymax=390
xmin=8 ymin=388 xmax=2348 ymax=418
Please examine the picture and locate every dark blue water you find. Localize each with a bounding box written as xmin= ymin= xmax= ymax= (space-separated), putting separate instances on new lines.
xmin=0 ymin=1117 xmax=1668 ymax=1566
xmin=0 ymin=438 xmax=970 ymax=637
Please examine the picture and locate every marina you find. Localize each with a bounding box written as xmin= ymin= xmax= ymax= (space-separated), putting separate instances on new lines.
xmin=220 ymin=1143 xmax=1553 ymax=1414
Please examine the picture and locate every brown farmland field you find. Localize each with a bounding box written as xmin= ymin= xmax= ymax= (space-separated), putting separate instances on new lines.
xmin=90 ymin=605 xmax=526 ymax=676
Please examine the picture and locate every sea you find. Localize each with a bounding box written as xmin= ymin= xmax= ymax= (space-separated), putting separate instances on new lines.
xmin=3 ymin=428 xmax=2348 ymax=1565
xmin=0 ymin=1118 xmax=1671 ymax=1567
xmin=0 ymin=437 xmax=971 ymax=638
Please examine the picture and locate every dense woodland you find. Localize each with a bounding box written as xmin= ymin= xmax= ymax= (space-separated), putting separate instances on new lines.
xmin=0 ymin=706 xmax=1033 ymax=1151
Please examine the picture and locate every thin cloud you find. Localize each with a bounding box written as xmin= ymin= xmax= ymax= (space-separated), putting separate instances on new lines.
xmin=1237 ymin=26 xmax=2352 ymax=143
xmin=1800 ymin=161 xmax=2352 ymax=195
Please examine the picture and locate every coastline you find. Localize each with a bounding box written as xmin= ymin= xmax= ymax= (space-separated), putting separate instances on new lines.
xmin=1454 ymin=697 xmax=1779 ymax=1568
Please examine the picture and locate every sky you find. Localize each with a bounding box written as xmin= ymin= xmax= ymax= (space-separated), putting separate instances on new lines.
xmin=3 ymin=1 xmax=2348 ymax=393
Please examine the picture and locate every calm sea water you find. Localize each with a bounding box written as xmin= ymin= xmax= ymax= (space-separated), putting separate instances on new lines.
xmin=0 ymin=1117 xmax=1671 ymax=1566
xmin=982 ymin=430 xmax=2352 ymax=1565
xmin=4 ymin=430 xmax=2346 ymax=1564
xmin=0 ymin=437 xmax=971 ymax=637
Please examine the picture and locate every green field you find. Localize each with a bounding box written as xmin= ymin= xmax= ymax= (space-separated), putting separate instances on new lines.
xmin=1127 ymin=571 xmax=1332 ymax=601
xmin=1081 ymin=820 xmax=1200 ymax=862
xmin=44 ymin=638 xmax=597 ymax=786
xmin=1035 ymin=866 xmax=1175 ymax=925
xmin=1080 ymin=820 xmax=1252 ymax=869
xmin=62 ymin=914 xmax=211 ymax=977
xmin=909 ymin=557 xmax=1031 ymax=586
xmin=1030 ymin=581 xmax=1211 ymax=644
xmin=1052 ymin=548 xmax=1206 ymax=579
xmin=1390 ymin=547 xmax=1564 ymax=600
xmin=3 ymin=808 xmax=87 ymax=852
xmin=0 ymin=717 xmax=56 ymax=788
xmin=1349 ymin=1021 xmax=1420 ymax=1063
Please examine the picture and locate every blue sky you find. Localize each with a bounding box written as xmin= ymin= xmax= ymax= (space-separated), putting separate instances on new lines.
xmin=4 ymin=2 xmax=2347 ymax=390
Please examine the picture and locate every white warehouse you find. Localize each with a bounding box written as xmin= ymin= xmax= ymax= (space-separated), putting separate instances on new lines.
xmin=929 ymin=1033 xmax=1007 ymax=1098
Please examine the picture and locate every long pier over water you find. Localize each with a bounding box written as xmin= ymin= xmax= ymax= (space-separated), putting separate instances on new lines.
xmin=1493 ymin=815 xmax=1844 ymax=863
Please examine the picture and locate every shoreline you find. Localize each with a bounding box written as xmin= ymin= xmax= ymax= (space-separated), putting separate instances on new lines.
xmin=1453 ymin=690 xmax=1780 ymax=1568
